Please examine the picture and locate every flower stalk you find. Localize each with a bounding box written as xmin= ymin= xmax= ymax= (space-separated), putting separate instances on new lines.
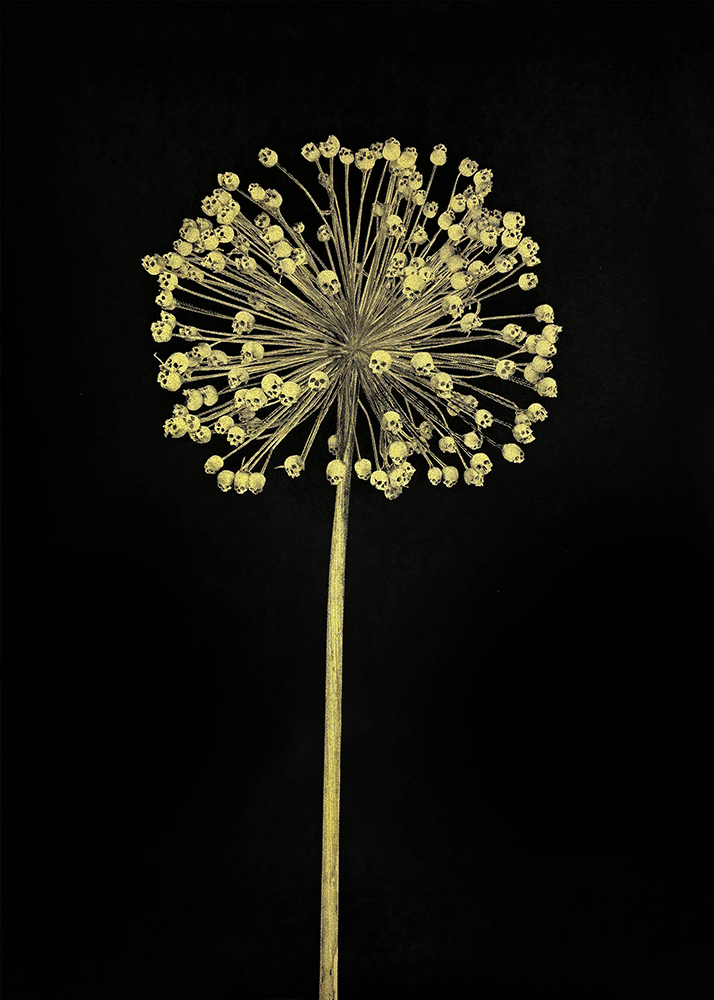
xmin=320 ymin=434 xmax=352 ymax=1000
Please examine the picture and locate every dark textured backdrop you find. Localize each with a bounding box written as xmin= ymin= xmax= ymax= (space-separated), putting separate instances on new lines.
xmin=6 ymin=2 xmax=714 ymax=997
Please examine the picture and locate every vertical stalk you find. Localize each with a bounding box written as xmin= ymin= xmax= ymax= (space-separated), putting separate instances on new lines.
xmin=319 ymin=441 xmax=353 ymax=1000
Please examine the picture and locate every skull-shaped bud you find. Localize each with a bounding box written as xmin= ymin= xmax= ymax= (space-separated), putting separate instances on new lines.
xmin=418 ymin=420 xmax=433 ymax=439
xmin=369 ymin=350 xmax=392 ymax=375
xmin=402 ymin=273 xmax=425 ymax=299
xmin=474 ymin=409 xmax=494 ymax=429
xmin=248 ymin=472 xmax=266 ymax=494
xmin=458 ymin=157 xmax=478 ymax=177
xmin=438 ymin=210 xmax=455 ymax=231
xmin=158 ymin=271 xmax=179 ymax=292
xmin=213 ymin=415 xmax=235 ymax=435
xmin=279 ymin=258 xmax=297 ymax=275
xmin=317 ymin=269 xmax=340 ymax=296
xmin=523 ymin=364 xmax=541 ymax=383
xmin=232 ymin=311 xmax=256 ymax=335
xmin=206 ymin=251 xmax=227 ymax=272
xmin=232 ymin=470 xmax=250 ymax=494
xmin=534 ymin=304 xmax=555 ymax=324
xmin=326 ymin=459 xmax=347 ymax=485
xmin=216 ymin=469 xmax=235 ymax=492
xmin=218 ymin=171 xmax=240 ymax=191
xmin=381 ymin=411 xmax=403 ymax=434
xmin=383 ymin=137 xmax=401 ymax=161
xmin=463 ymin=431 xmax=483 ymax=450
xmin=464 ymin=468 xmax=485 ymax=486
xmin=388 ymin=441 xmax=409 ymax=465
xmin=396 ymin=146 xmax=417 ymax=169
xmin=157 ymin=369 xmax=182 ymax=391
xmin=503 ymin=211 xmax=526 ymax=231
xmin=172 ymin=403 xmax=188 ymax=418
xmin=207 ymin=349 xmax=228 ymax=366
xmin=163 ymin=417 xmax=187 ymax=438
xmin=494 ymin=254 xmax=517 ymax=274
xmin=354 ymin=458 xmax=372 ymax=480
xmin=447 ymin=223 xmax=466 ymax=243
xmin=279 ymin=381 xmax=301 ymax=406
xmin=513 ymin=423 xmax=535 ymax=445
xmin=155 ymin=290 xmax=176 ymax=311
xmin=261 ymin=373 xmax=284 ymax=398
xmin=184 ymin=414 xmax=201 ymax=433
xmin=470 ymin=453 xmax=493 ymax=475
xmin=536 ymin=377 xmax=558 ymax=398
xmin=426 ymin=142 xmax=446 ymax=165
xmin=541 ymin=324 xmax=562 ymax=345
xmin=142 ymin=255 xmax=164 ymax=275
xmin=307 ymin=370 xmax=330 ymax=392
xmin=502 ymin=323 xmax=527 ymax=344
xmin=263 ymin=188 xmax=283 ymax=210
xmin=284 ymin=455 xmax=305 ymax=478
xmin=316 ymin=224 xmax=332 ymax=243
xmin=450 ymin=270 xmax=471 ymax=291
xmin=243 ymin=387 xmax=267 ymax=411
xmin=385 ymin=214 xmax=405 ymax=238
xmin=258 ymin=147 xmax=278 ymax=168
xmin=438 ymin=436 xmax=457 ymax=454
xmin=503 ymin=443 xmax=525 ymax=464
xmin=215 ymin=225 xmax=235 ymax=243
xmin=531 ymin=356 xmax=553 ymax=375
xmin=319 ymin=135 xmax=340 ymax=158
xmin=459 ymin=314 xmax=483 ymax=334
xmin=200 ymin=385 xmax=219 ymax=406
xmin=389 ymin=467 xmax=409 ymax=490
xmin=300 ymin=142 xmax=320 ymax=162
xmin=263 ymin=224 xmax=284 ymax=245
xmin=190 ymin=342 xmax=211 ymax=361
xmin=527 ymin=403 xmax=549 ymax=422
xmin=518 ymin=273 xmax=539 ymax=291
xmin=410 ymin=352 xmax=435 ymax=376
xmin=338 ymin=147 xmax=354 ymax=164
xmin=514 ymin=410 xmax=532 ymax=424
xmin=501 ymin=229 xmax=522 ymax=248
xmin=151 ymin=322 xmax=172 ymax=343
xmin=254 ymin=213 xmax=271 ymax=231
xmin=226 ymin=366 xmax=248 ymax=389
xmin=442 ymin=294 xmax=464 ymax=319
xmin=370 ymin=470 xmax=389 ymax=491
xmin=430 ymin=372 xmax=454 ymax=399
xmin=241 ymin=341 xmax=265 ymax=365
xmin=246 ymin=184 xmax=266 ymax=205
xmin=190 ymin=425 xmax=212 ymax=444
xmin=442 ymin=466 xmax=459 ymax=488
xmin=425 ymin=467 xmax=442 ymax=486
xmin=355 ymin=148 xmax=376 ymax=171
xmin=204 ymin=455 xmax=224 ymax=474
xmin=227 ymin=425 xmax=247 ymax=447
xmin=184 ymin=389 xmax=203 ymax=411
xmin=496 ymin=359 xmax=517 ymax=380
xmin=327 ymin=435 xmax=340 ymax=456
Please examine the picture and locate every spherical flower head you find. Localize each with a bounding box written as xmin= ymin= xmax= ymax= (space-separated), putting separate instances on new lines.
xmin=145 ymin=137 xmax=560 ymax=497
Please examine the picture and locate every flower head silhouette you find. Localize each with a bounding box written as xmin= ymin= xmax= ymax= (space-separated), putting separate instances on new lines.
xmin=142 ymin=137 xmax=561 ymax=1000
xmin=143 ymin=137 xmax=559 ymax=501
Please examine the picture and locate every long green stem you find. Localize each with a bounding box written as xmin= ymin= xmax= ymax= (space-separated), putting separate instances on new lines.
xmin=319 ymin=442 xmax=353 ymax=1000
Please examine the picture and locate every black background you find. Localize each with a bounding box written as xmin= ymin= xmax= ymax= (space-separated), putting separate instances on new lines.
xmin=5 ymin=2 xmax=714 ymax=997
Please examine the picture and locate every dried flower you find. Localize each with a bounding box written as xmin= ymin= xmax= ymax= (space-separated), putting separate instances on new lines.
xmin=143 ymin=137 xmax=560 ymax=500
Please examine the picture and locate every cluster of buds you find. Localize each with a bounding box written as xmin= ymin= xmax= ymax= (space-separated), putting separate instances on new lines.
xmin=143 ymin=137 xmax=560 ymax=497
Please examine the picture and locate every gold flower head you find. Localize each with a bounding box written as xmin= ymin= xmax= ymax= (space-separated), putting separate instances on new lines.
xmin=143 ymin=137 xmax=560 ymax=498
